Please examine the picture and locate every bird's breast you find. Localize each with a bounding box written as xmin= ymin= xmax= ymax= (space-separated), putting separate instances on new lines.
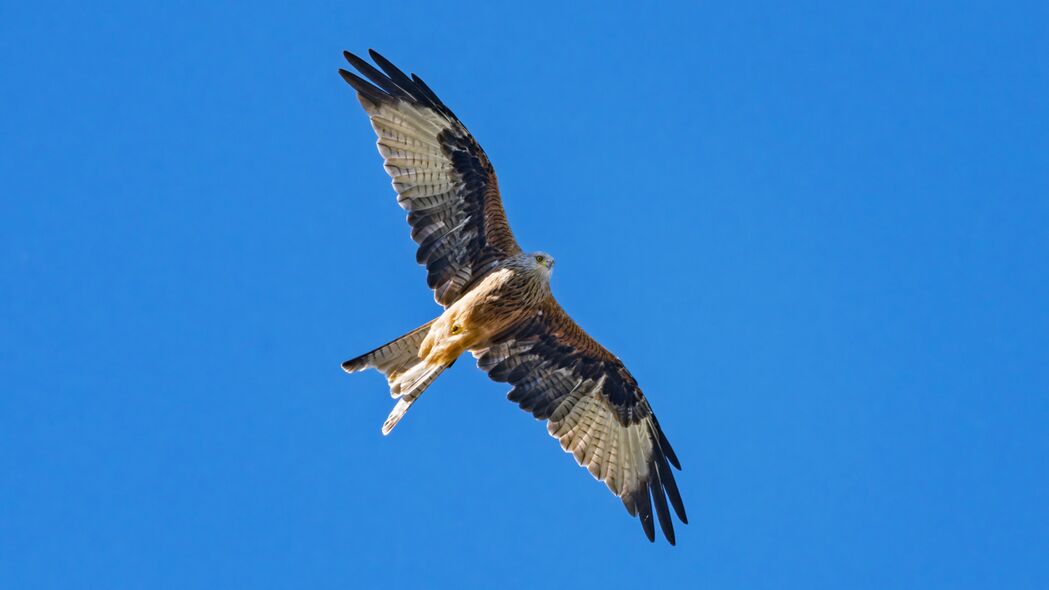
xmin=427 ymin=266 xmax=545 ymax=357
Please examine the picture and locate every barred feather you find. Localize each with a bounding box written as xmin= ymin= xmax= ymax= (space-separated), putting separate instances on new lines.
xmin=473 ymin=298 xmax=688 ymax=544
xmin=339 ymin=50 xmax=521 ymax=307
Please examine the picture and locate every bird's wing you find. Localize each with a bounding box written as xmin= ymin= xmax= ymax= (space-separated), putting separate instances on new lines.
xmin=339 ymin=50 xmax=522 ymax=306
xmin=472 ymin=296 xmax=687 ymax=544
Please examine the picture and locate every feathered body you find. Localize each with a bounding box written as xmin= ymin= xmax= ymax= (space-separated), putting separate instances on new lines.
xmin=338 ymin=50 xmax=688 ymax=544
xmin=421 ymin=253 xmax=551 ymax=366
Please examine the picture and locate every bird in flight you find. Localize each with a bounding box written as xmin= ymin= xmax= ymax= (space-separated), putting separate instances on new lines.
xmin=338 ymin=50 xmax=687 ymax=544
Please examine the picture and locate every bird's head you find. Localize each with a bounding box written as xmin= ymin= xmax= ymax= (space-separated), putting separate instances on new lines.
xmin=530 ymin=251 xmax=555 ymax=276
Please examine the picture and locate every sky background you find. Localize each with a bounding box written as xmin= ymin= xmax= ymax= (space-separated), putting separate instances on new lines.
xmin=2 ymin=1 xmax=1048 ymax=588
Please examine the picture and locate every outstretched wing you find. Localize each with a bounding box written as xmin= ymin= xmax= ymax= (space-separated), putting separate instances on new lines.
xmin=339 ymin=50 xmax=521 ymax=306
xmin=473 ymin=297 xmax=688 ymax=544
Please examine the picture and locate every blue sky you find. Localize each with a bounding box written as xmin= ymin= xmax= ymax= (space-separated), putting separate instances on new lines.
xmin=2 ymin=1 xmax=1047 ymax=588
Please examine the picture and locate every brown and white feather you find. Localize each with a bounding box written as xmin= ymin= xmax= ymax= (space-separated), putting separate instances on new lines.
xmin=473 ymin=297 xmax=687 ymax=544
xmin=339 ymin=51 xmax=521 ymax=307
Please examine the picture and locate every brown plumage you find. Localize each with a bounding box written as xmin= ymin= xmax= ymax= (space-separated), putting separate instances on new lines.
xmin=339 ymin=50 xmax=687 ymax=544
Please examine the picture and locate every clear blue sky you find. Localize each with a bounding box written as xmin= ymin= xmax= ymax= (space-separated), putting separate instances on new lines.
xmin=2 ymin=1 xmax=1047 ymax=588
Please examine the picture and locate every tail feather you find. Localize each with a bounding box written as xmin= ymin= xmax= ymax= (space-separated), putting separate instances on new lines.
xmin=343 ymin=319 xmax=452 ymax=434
xmin=342 ymin=320 xmax=435 ymax=397
xmin=381 ymin=360 xmax=452 ymax=435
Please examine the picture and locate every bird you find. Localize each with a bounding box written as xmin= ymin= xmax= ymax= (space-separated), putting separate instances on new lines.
xmin=338 ymin=50 xmax=687 ymax=544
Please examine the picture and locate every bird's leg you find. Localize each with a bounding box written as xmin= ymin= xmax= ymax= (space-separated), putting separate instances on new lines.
xmin=418 ymin=307 xmax=474 ymax=366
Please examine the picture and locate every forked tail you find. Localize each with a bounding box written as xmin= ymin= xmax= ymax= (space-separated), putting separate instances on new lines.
xmin=342 ymin=319 xmax=452 ymax=434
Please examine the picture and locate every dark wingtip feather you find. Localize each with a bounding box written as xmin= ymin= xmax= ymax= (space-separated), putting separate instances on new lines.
xmin=661 ymin=434 xmax=681 ymax=470
xmin=637 ymin=487 xmax=656 ymax=542
xmin=368 ymin=50 xmax=438 ymax=111
xmin=342 ymin=49 xmax=461 ymax=124
xmin=652 ymin=416 xmax=681 ymax=470
xmin=650 ymin=467 xmax=676 ymax=545
xmin=663 ymin=464 xmax=688 ymax=525
xmin=368 ymin=49 xmax=400 ymax=76
xmin=342 ymin=50 xmax=370 ymax=74
xmin=663 ymin=467 xmax=688 ymax=524
xmin=338 ymin=68 xmax=388 ymax=105
xmin=651 ymin=426 xmax=688 ymax=525
xmin=367 ymin=50 xmax=412 ymax=88
xmin=410 ymin=73 xmax=460 ymax=122
xmin=341 ymin=50 xmax=408 ymax=99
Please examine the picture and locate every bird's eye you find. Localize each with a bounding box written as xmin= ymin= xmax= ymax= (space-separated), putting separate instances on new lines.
xmin=535 ymin=255 xmax=545 ymax=264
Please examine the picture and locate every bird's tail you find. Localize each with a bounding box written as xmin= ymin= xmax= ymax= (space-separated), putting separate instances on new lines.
xmin=342 ymin=320 xmax=453 ymax=435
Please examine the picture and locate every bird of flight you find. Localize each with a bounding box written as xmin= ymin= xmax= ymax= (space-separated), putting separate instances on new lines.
xmin=338 ymin=50 xmax=687 ymax=544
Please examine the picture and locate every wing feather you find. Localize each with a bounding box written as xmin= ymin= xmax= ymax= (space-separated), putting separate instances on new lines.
xmin=473 ymin=297 xmax=687 ymax=544
xmin=339 ymin=50 xmax=521 ymax=306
